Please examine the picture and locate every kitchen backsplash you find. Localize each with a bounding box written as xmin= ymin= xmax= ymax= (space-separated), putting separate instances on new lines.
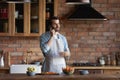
xmin=0 ymin=36 xmax=43 ymax=65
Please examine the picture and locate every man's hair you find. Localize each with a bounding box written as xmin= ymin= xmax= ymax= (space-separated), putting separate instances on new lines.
xmin=50 ymin=16 xmax=59 ymax=21
xmin=50 ymin=16 xmax=59 ymax=25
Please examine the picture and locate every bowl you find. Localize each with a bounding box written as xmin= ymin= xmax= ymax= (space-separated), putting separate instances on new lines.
xmin=79 ymin=70 xmax=89 ymax=75
xmin=62 ymin=66 xmax=74 ymax=75
xmin=34 ymin=61 xmax=40 ymax=66
xmin=63 ymin=70 xmax=74 ymax=75
xmin=26 ymin=71 xmax=36 ymax=76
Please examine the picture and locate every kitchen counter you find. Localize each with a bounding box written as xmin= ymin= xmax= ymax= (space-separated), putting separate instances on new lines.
xmin=73 ymin=66 xmax=120 ymax=70
xmin=0 ymin=67 xmax=9 ymax=73
xmin=73 ymin=66 xmax=120 ymax=74
xmin=0 ymin=66 xmax=120 ymax=74
xmin=0 ymin=74 xmax=119 ymax=80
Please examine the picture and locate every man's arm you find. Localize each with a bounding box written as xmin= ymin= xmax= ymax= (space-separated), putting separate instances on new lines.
xmin=60 ymin=36 xmax=70 ymax=57
xmin=40 ymin=34 xmax=51 ymax=56
xmin=40 ymin=31 xmax=57 ymax=56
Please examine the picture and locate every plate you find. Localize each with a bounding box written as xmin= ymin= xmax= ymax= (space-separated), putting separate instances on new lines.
xmin=37 ymin=72 xmax=59 ymax=75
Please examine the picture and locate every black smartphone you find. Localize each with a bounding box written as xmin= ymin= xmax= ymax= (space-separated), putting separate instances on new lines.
xmin=51 ymin=26 xmax=57 ymax=32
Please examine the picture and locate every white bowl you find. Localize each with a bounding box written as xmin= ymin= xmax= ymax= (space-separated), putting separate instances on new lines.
xmin=79 ymin=70 xmax=89 ymax=75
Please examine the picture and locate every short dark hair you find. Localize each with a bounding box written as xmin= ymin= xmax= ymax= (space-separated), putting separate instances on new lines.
xmin=50 ymin=16 xmax=59 ymax=21
xmin=50 ymin=16 xmax=59 ymax=25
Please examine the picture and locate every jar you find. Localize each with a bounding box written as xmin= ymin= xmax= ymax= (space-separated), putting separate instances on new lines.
xmin=99 ymin=57 xmax=105 ymax=66
xmin=110 ymin=53 xmax=116 ymax=66
xmin=106 ymin=55 xmax=111 ymax=65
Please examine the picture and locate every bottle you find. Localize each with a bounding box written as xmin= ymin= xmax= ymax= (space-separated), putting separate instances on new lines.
xmin=3 ymin=22 xmax=8 ymax=32
xmin=0 ymin=8 xmax=2 ymax=18
xmin=0 ymin=56 xmax=4 ymax=67
xmin=116 ymin=52 xmax=120 ymax=66
xmin=106 ymin=55 xmax=111 ymax=65
xmin=15 ymin=11 xmax=19 ymax=19
xmin=0 ymin=50 xmax=4 ymax=67
xmin=46 ymin=8 xmax=50 ymax=20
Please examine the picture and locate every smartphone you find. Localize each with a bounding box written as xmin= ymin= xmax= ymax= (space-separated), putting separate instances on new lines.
xmin=51 ymin=26 xmax=57 ymax=32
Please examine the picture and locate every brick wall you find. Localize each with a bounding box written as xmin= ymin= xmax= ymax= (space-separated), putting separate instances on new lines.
xmin=0 ymin=0 xmax=120 ymax=65
xmin=57 ymin=0 xmax=120 ymax=63
xmin=0 ymin=37 xmax=43 ymax=65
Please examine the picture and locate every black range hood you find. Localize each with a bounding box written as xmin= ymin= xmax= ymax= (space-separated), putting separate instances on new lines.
xmin=66 ymin=0 xmax=107 ymax=20
xmin=0 ymin=0 xmax=30 ymax=3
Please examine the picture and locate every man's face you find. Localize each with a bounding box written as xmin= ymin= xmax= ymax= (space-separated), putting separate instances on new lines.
xmin=51 ymin=19 xmax=60 ymax=32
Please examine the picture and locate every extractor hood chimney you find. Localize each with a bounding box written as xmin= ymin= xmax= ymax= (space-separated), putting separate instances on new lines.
xmin=1 ymin=0 xmax=30 ymax=3
xmin=66 ymin=0 xmax=90 ymax=5
xmin=66 ymin=0 xmax=107 ymax=20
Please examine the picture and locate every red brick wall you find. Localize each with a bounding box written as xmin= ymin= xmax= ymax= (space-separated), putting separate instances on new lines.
xmin=0 ymin=37 xmax=43 ymax=64
xmin=0 ymin=0 xmax=120 ymax=65
xmin=57 ymin=0 xmax=120 ymax=63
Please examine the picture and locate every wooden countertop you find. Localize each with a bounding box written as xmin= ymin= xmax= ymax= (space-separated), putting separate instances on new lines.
xmin=0 ymin=74 xmax=119 ymax=80
xmin=73 ymin=66 xmax=120 ymax=70
xmin=0 ymin=67 xmax=9 ymax=70
xmin=0 ymin=66 xmax=120 ymax=71
xmin=0 ymin=67 xmax=9 ymax=73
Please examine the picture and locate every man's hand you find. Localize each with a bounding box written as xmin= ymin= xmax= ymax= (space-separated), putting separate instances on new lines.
xmin=59 ymin=52 xmax=70 ymax=57
xmin=50 ymin=29 xmax=56 ymax=37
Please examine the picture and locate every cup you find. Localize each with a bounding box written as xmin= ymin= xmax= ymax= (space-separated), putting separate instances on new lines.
xmin=24 ymin=0 xmax=30 ymax=2
xmin=15 ymin=11 xmax=18 ymax=18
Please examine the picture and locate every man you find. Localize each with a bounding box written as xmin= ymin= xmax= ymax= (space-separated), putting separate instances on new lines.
xmin=40 ymin=16 xmax=70 ymax=74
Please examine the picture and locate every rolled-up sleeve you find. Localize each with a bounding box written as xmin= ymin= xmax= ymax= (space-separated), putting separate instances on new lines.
xmin=40 ymin=33 xmax=50 ymax=56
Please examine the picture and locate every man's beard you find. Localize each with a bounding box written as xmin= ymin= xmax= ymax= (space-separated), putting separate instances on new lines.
xmin=55 ymin=28 xmax=60 ymax=32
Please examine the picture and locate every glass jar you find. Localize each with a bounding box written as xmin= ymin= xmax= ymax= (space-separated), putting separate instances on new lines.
xmin=99 ymin=57 xmax=105 ymax=66
xmin=110 ymin=52 xmax=116 ymax=66
xmin=106 ymin=55 xmax=111 ymax=65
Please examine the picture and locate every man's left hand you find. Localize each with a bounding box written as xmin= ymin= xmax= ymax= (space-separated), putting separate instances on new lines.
xmin=59 ymin=52 xmax=70 ymax=57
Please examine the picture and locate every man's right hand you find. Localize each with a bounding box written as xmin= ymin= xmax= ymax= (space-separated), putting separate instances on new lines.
xmin=50 ymin=28 xmax=56 ymax=37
